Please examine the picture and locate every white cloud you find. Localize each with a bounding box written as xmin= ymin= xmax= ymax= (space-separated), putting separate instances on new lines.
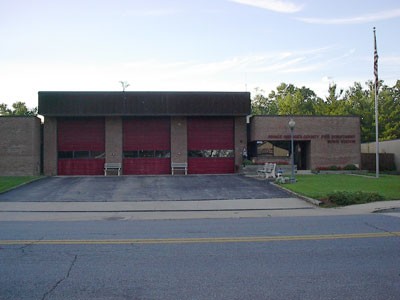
xmin=0 ymin=46 xmax=373 ymax=107
xmin=298 ymin=8 xmax=400 ymax=25
xmin=229 ymin=0 xmax=303 ymax=13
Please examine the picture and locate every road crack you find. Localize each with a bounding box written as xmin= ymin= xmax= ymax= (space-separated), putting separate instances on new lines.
xmin=41 ymin=254 xmax=78 ymax=300
xmin=17 ymin=237 xmax=45 ymax=255
xmin=364 ymin=222 xmax=400 ymax=237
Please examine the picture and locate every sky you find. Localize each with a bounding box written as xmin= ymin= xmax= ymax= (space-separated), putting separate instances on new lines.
xmin=1 ymin=0 xmax=399 ymax=109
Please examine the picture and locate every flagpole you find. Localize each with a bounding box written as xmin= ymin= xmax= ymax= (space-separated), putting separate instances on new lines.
xmin=373 ymin=27 xmax=379 ymax=178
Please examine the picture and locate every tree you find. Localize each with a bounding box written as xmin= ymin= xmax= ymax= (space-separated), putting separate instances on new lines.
xmin=0 ymin=102 xmax=37 ymax=116
xmin=0 ymin=103 xmax=12 ymax=115
xmin=252 ymin=80 xmax=400 ymax=143
xmin=379 ymin=80 xmax=400 ymax=141
xmin=251 ymin=88 xmax=278 ymax=115
xmin=262 ymin=83 xmax=320 ymax=115
xmin=315 ymin=84 xmax=346 ymax=115
xmin=341 ymin=82 xmax=374 ymax=143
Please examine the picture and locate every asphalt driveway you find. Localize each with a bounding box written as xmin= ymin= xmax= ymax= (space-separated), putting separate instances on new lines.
xmin=0 ymin=175 xmax=292 ymax=202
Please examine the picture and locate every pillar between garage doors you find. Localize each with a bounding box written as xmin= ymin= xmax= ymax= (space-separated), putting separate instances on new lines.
xmin=170 ymin=117 xmax=187 ymax=166
xmin=234 ymin=116 xmax=247 ymax=170
xmin=105 ymin=117 xmax=123 ymax=165
xmin=43 ymin=117 xmax=57 ymax=176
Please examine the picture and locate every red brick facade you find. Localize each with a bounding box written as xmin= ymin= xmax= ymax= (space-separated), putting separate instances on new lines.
xmin=250 ymin=116 xmax=361 ymax=170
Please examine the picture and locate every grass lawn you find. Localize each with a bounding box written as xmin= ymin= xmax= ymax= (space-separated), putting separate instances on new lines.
xmin=282 ymin=174 xmax=400 ymax=201
xmin=0 ymin=176 xmax=41 ymax=193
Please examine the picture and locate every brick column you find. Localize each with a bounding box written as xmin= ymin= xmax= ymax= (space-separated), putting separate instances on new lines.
xmin=43 ymin=117 xmax=58 ymax=176
xmin=234 ymin=116 xmax=247 ymax=172
xmin=171 ymin=117 xmax=187 ymax=165
xmin=105 ymin=116 xmax=123 ymax=165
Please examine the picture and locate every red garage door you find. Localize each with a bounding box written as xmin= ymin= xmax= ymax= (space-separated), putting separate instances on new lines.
xmin=123 ymin=117 xmax=170 ymax=175
xmin=57 ymin=118 xmax=105 ymax=175
xmin=188 ymin=117 xmax=234 ymax=174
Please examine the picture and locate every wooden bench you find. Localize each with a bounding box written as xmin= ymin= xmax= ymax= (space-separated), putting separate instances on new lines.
xmin=171 ymin=162 xmax=188 ymax=175
xmin=104 ymin=163 xmax=122 ymax=176
xmin=257 ymin=163 xmax=277 ymax=179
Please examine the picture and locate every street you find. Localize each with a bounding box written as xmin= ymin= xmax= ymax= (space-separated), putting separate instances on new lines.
xmin=1 ymin=214 xmax=400 ymax=300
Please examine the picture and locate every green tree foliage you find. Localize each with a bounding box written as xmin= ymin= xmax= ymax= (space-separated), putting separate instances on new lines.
xmin=263 ymin=83 xmax=319 ymax=115
xmin=251 ymin=80 xmax=400 ymax=143
xmin=379 ymin=80 xmax=400 ymax=140
xmin=0 ymin=101 xmax=37 ymax=116
xmin=343 ymin=82 xmax=375 ymax=143
xmin=251 ymin=88 xmax=278 ymax=115
xmin=315 ymin=84 xmax=346 ymax=115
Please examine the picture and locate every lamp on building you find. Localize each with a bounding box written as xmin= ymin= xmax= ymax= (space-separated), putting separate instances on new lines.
xmin=288 ymin=118 xmax=296 ymax=183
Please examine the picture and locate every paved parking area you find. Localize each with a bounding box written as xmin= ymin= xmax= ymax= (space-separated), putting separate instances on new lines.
xmin=0 ymin=175 xmax=292 ymax=202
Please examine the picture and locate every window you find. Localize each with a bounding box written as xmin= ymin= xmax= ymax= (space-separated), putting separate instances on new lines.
xmin=188 ymin=150 xmax=234 ymax=158
xmin=58 ymin=151 xmax=73 ymax=159
xmin=58 ymin=151 xmax=105 ymax=159
xmin=123 ymin=151 xmax=139 ymax=158
xmin=257 ymin=141 xmax=289 ymax=157
xmin=123 ymin=150 xmax=171 ymax=158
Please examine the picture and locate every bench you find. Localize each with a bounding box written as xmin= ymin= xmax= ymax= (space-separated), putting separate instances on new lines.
xmin=104 ymin=163 xmax=122 ymax=176
xmin=257 ymin=163 xmax=276 ymax=179
xmin=171 ymin=162 xmax=188 ymax=175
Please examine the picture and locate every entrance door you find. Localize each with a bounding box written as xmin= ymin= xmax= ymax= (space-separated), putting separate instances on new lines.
xmin=295 ymin=141 xmax=310 ymax=170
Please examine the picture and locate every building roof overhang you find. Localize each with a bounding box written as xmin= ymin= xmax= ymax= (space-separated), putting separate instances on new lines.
xmin=38 ymin=91 xmax=251 ymax=117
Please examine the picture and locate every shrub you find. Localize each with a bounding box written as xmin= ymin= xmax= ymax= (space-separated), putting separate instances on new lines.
xmin=343 ymin=164 xmax=358 ymax=170
xmin=327 ymin=191 xmax=385 ymax=206
xmin=328 ymin=165 xmax=340 ymax=171
xmin=243 ymin=159 xmax=253 ymax=166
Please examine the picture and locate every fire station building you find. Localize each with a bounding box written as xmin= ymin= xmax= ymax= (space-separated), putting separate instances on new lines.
xmin=39 ymin=91 xmax=250 ymax=176
xmin=0 ymin=91 xmax=361 ymax=176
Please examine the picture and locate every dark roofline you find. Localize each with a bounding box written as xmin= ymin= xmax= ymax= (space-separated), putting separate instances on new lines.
xmin=250 ymin=115 xmax=360 ymax=118
xmin=38 ymin=91 xmax=251 ymax=117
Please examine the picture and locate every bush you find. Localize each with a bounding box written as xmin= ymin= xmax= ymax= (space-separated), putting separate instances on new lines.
xmin=243 ymin=159 xmax=253 ymax=166
xmin=329 ymin=165 xmax=340 ymax=171
xmin=327 ymin=191 xmax=385 ymax=206
xmin=343 ymin=164 xmax=358 ymax=170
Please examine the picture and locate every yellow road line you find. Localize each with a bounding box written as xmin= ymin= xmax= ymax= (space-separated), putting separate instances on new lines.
xmin=0 ymin=232 xmax=399 ymax=245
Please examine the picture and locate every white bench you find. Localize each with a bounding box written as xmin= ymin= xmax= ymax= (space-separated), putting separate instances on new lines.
xmin=104 ymin=163 xmax=122 ymax=176
xmin=257 ymin=163 xmax=276 ymax=179
xmin=171 ymin=162 xmax=188 ymax=175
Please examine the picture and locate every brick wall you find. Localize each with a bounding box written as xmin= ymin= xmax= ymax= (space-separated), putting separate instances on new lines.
xmin=250 ymin=116 xmax=361 ymax=170
xmin=0 ymin=117 xmax=41 ymax=176
xmin=105 ymin=117 xmax=122 ymax=164
xmin=234 ymin=117 xmax=247 ymax=170
xmin=171 ymin=117 xmax=187 ymax=174
xmin=43 ymin=117 xmax=57 ymax=176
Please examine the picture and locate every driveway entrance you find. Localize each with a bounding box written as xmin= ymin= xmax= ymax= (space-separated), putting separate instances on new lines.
xmin=0 ymin=175 xmax=292 ymax=202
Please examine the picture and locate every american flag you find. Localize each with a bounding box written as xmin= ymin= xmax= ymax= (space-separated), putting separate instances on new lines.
xmin=374 ymin=27 xmax=378 ymax=90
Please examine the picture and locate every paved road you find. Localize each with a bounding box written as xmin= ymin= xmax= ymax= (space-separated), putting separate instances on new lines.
xmin=1 ymin=215 xmax=400 ymax=299
xmin=0 ymin=175 xmax=291 ymax=202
